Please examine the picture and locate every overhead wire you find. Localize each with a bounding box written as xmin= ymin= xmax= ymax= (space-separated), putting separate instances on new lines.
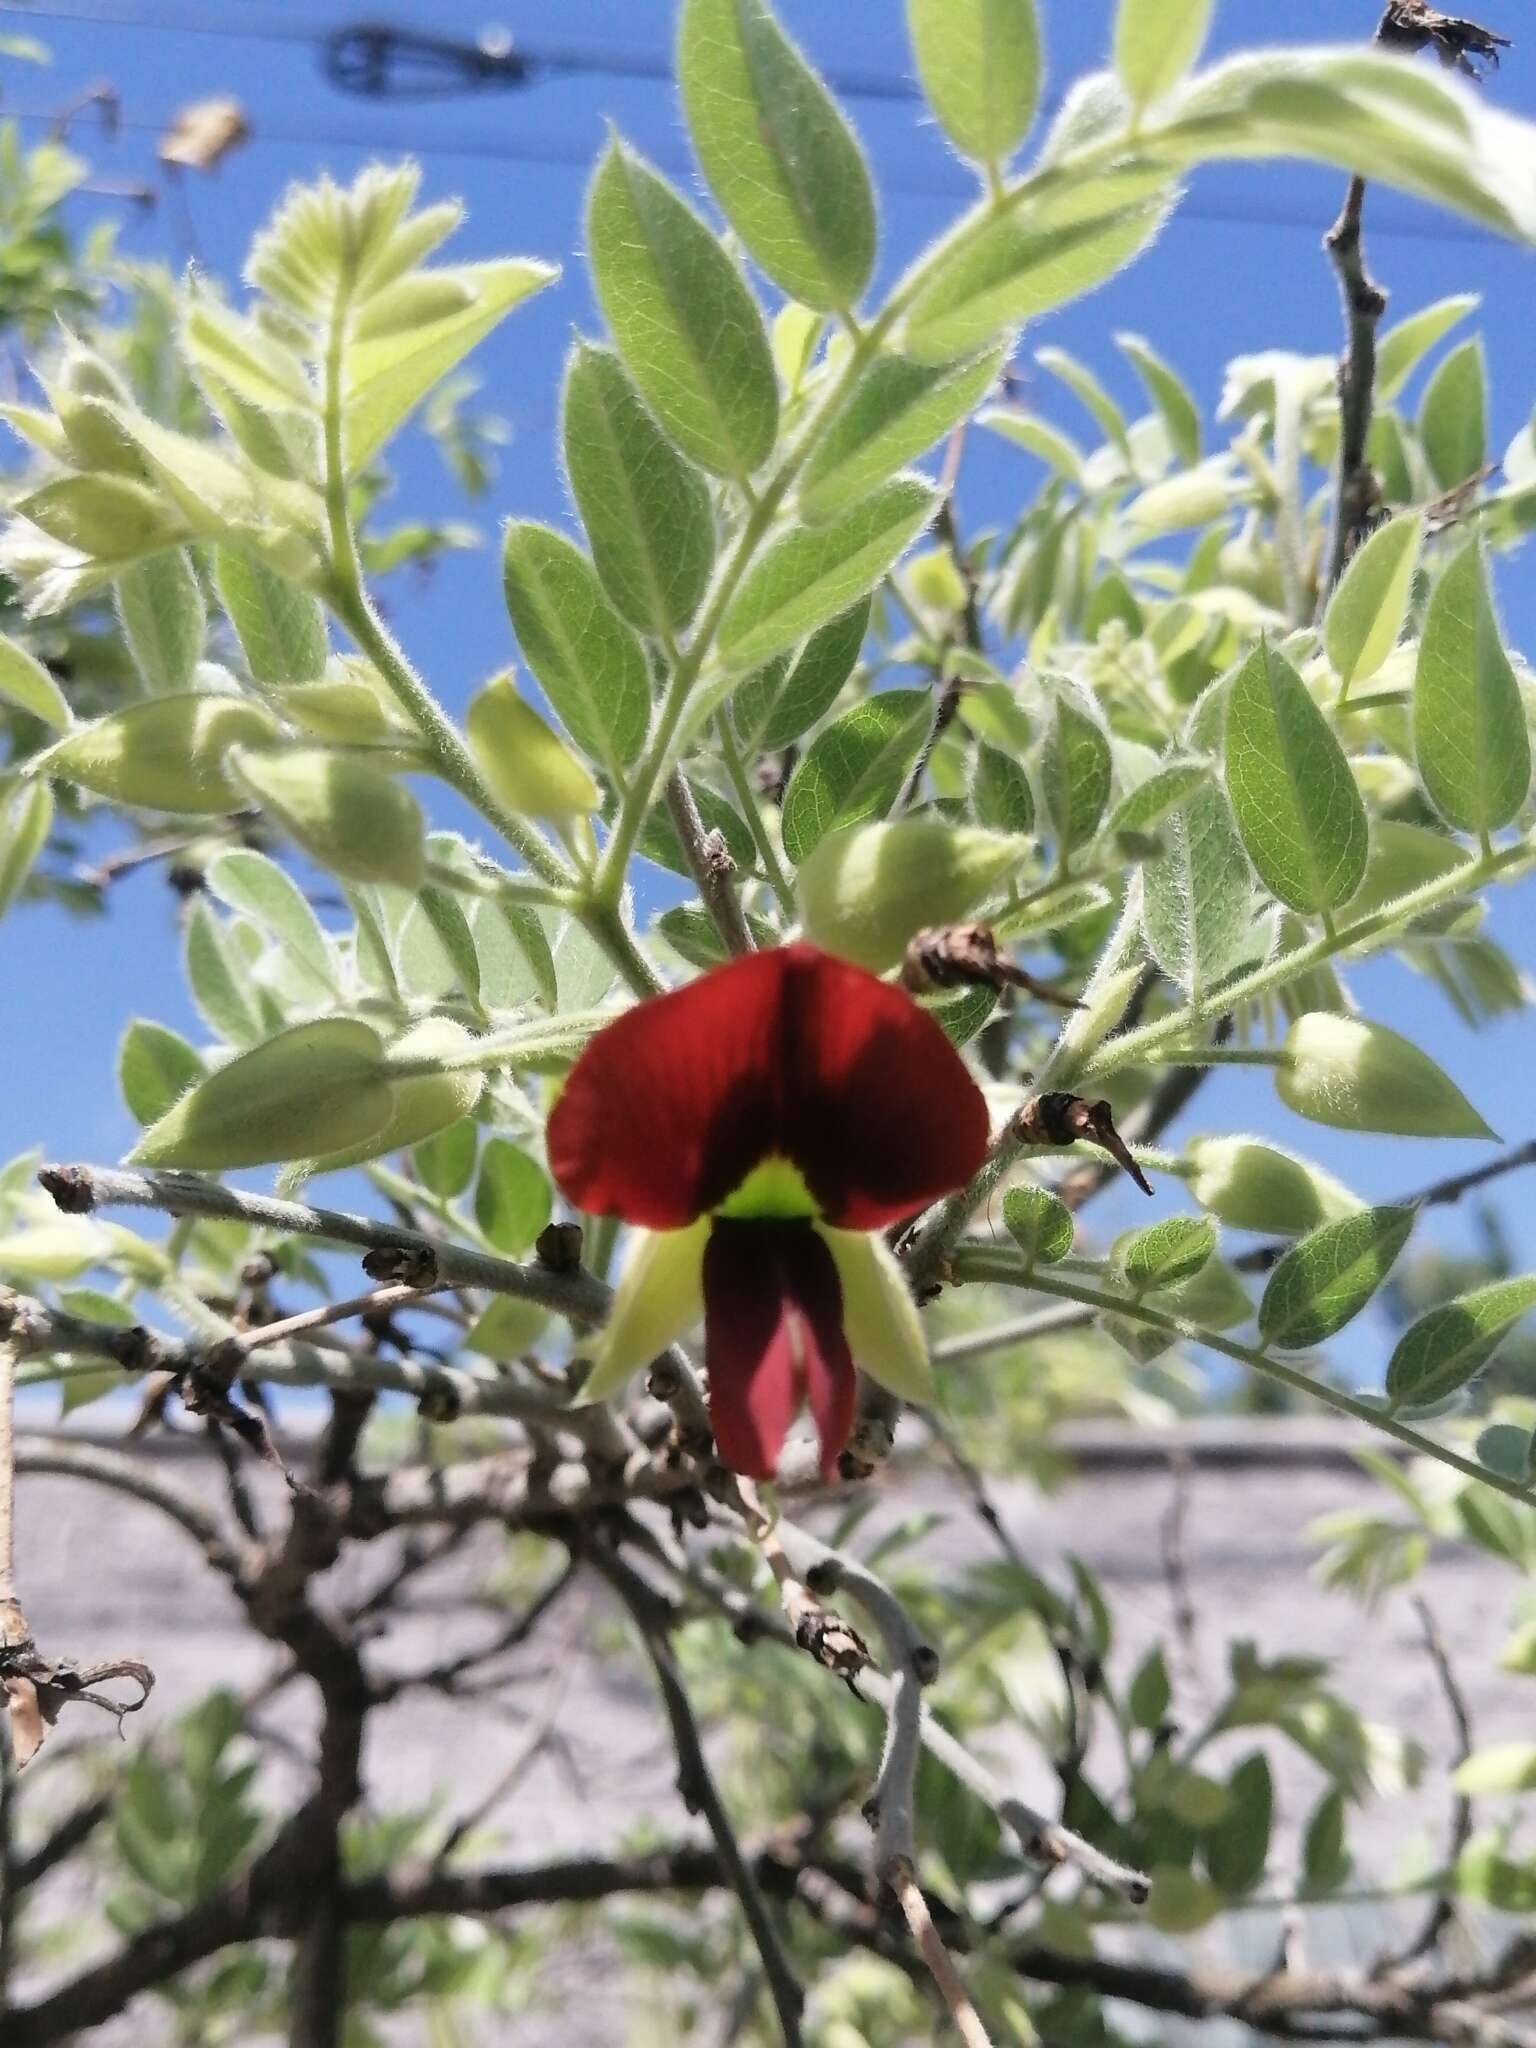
xmin=0 ymin=0 xmax=1515 ymax=243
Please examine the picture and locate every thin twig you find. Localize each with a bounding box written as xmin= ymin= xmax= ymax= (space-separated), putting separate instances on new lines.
xmin=665 ymin=768 xmax=756 ymax=957
xmin=593 ymin=1545 xmax=805 ymax=2048
xmin=885 ymin=1855 xmax=995 ymax=2048
xmin=1381 ymin=1595 xmax=1476 ymax=1968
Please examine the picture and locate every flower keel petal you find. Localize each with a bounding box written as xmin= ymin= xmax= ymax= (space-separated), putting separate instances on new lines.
xmin=703 ymin=1219 xmax=854 ymax=1480
xmin=820 ymin=1225 xmax=933 ymax=1404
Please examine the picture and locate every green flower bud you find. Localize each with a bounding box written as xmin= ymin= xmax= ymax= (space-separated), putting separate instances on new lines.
xmin=466 ymin=674 xmax=600 ymax=820
xmin=131 ymin=1018 xmax=392 ymax=1170
xmin=43 ymin=693 xmax=281 ymax=813
xmin=796 ymin=819 xmax=1027 ymax=972
xmin=230 ymin=744 xmax=424 ymax=887
xmin=900 ymin=546 xmax=968 ymax=620
xmin=276 ymin=677 xmax=411 ymax=744
xmin=302 ymin=1018 xmax=484 ymax=1175
xmin=1277 ymin=1013 xmax=1496 ymax=1140
xmin=1187 ymin=1136 xmax=1361 ymax=1235
xmin=1127 ymin=465 xmax=1233 ymax=537
xmin=0 ymin=1220 xmax=110 ymax=1282
xmin=16 ymin=474 xmax=183 ymax=557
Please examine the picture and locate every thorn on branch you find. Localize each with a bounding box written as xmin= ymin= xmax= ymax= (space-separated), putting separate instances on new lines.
xmin=900 ymin=924 xmax=1082 ymax=1009
xmin=1012 ymin=1093 xmax=1155 ymax=1197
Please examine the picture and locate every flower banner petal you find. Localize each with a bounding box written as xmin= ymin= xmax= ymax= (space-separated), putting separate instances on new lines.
xmin=703 ymin=1218 xmax=854 ymax=1479
xmin=776 ymin=946 xmax=991 ymax=1228
xmin=547 ymin=953 xmax=787 ymax=1227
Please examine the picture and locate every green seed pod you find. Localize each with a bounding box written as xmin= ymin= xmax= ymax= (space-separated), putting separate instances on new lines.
xmin=303 ymin=1017 xmax=485 ymax=1174
xmin=796 ymin=819 xmax=1027 ymax=972
xmin=1277 ymin=1013 xmax=1496 ymax=1140
xmin=230 ymin=744 xmax=425 ymax=887
xmin=43 ymin=693 xmax=281 ymax=813
xmin=44 ymin=346 xmax=144 ymax=477
xmin=466 ymin=673 xmax=600 ymax=819
xmin=275 ymin=677 xmax=409 ymax=744
xmin=1186 ymin=1136 xmax=1362 ymax=1235
xmin=1127 ymin=466 xmax=1233 ymax=537
xmin=899 ymin=546 xmax=969 ymax=620
xmin=131 ymin=1018 xmax=392 ymax=1170
xmin=16 ymin=473 xmax=183 ymax=558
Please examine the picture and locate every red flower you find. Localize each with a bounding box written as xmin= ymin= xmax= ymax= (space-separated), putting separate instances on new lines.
xmin=548 ymin=944 xmax=989 ymax=1478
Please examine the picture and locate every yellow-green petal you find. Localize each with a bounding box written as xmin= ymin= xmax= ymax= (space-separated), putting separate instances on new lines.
xmin=581 ymin=1218 xmax=709 ymax=1403
xmin=819 ymin=1225 xmax=931 ymax=1403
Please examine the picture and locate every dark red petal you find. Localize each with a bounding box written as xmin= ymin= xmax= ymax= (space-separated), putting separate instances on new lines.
xmin=547 ymin=943 xmax=989 ymax=1232
xmin=703 ymin=1219 xmax=854 ymax=1481
xmin=547 ymin=948 xmax=791 ymax=1227
xmin=776 ymin=946 xmax=990 ymax=1229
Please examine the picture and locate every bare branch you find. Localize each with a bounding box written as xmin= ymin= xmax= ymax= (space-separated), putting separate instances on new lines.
xmin=664 ymin=768 xmax=757 ymax=957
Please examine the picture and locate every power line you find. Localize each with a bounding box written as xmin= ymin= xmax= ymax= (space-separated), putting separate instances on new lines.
xmin=4 ymin=100 xmax=1509 ymax=245
xmin=0 ymin=4 xmax=1512 ymax=242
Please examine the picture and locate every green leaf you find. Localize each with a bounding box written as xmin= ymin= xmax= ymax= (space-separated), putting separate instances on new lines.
xmin=731 ymin=600 xmax=870 ymax=754
xmin=205 ymin=849 xmax=336 ymax=1000
xmin=799 ymin=348 xmax=1002 ymax=525
xmin=718 ymin=477 xmax=939 ymax=671
xmin=1203 ymin=1754 xmax=1273 ymax=1896
xmin=494 ymin=900 xmax=558 ymax=1012
xmin=0 ymin=633 xmax=70 ymax=730
xmin=474 ymin=1138 xmax=552 ymax=1254
xmin=1116 ymin=0 xmax=1213 ymax=108
xmin=115 ymin=553 xmax=206 ymax=692
xmin=1002 ymin=1185 xmax=1073 ymax=1265
xmin=587 ymin=136 xmax=778 ymax=481
xmin=42 ymin=693 xmax=281 ymax=816
xmin=1037 ymin=346 xmax=1129 ymax=455
xmin=1414 ymin=539 xmax=1530 ymax=834
xmin=184 ymin=297 xmax=312 ymax=411
xmin=501 ymin=523 xmax=652 ymax=773
xmin=1223 ymin=640 xmax=1368 ymax=915
xmin=344 ymin=258 xmax=557 ymax=471
xmin=1121 ymin=1215 xmax=1216 ymax=1293
xmin=1140 ymin=784 xmax=1257 ymax=1001
xmin=17 ymin=473 xmax=183 ymax=558
xmin=1419 ymin=336 xmax=1487 ymax=491
xmin=1386 ymin=1276 xmax=1536 ymax=1413
xmin=1375 ymin=293 xmax=1478 ymax=400
xmin=1146 ymin=1866 xmax=1220 ymax=1935
xmin=184 ymin=899 xmax=264 ymax=1047
xmin=231 ymin=746 xmax=425 ymax=891
xmin=415 ymin=887 xmax=482 ymax=1007
xmin=1279 ymin=1013 xmax=1496 ymax=1140
xmin=780 ymin=688 xmax=931 ymax=865
xmin=902 ymin=197 xmax=1170 ymax=367
xmin=907 ymin=0 xmax=1043 ymax=167
xmin=1302 ymin=1788 xmax=1350 ymax=1895
xmin=0 ymin=780 xmax=52 ymax=921
xmin=1041 ymin=685 xmax=1111 ymax=860
xmin=214 ymin=547 xmax=328 ymax=684
xmin=1257 ymin=1206 xmax=1415 ymax=1351
xmin=1155 ymin=49 xmax=1536 ymax=242
xmin=1107 ymin=758 xmax=1208 ymax=840
xmin=1116 ymin=332 xmax=1201 ymax=466
xmin=1454 ymin=1743 xmax=1536 ymax=1795
xmin=978 ymin=406 xmax=1085 ymax=480
xmin=1323 ymin=514 xmax=1423 ymax=690
xmin=1127 ymin=1646 xmax=1171 ymax=1730
xmin=973 ymin=741 xmax=1035 ymax=833
xmin=130 ymin=1019 xmax=391 ymax=1170
xmin=678 ymin=0 xmax=876 ymax=311
xmin=413 ymin=1119 xmax=478 ymax=1201
xmin=118 ymin=1020 xmax=204 ymax=1127
xmin=561 ymin=340 xmax=715 ymax=637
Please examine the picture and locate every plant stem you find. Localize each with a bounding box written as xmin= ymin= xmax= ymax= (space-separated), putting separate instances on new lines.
xmin=716 ymin=717 xmax=796 ymax=917
xmin=383 ymin=1007 xmax=618 ymax=1077
xmin=1077 ymin=841 xmax=1528 ymax=1084
xmin=0 ymin=1341 xmax=23 ymax=1653
xmin=956 ymin=1255 xmax=1536 ymax=1511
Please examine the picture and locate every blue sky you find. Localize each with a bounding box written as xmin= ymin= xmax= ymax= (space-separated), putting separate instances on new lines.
xmin=2 ymin=0 xmax=1534 ymax=1276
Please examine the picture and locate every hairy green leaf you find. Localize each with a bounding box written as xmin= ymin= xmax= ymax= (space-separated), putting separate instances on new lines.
xmin=780 ymin=688 xmax=931 ymax=864
xmin=1257 ymin=1206 xmax=1415 ymax=1351
xmin=1414 ymin=539 xmax=1530 ymax=834
xmin=1386 ymin=1277 xmax=1536 ymax=1412
xmin=501 ymin=523 xmax=651 ymax=773
xmin=907 ymin=0 xmax=1043 ymax=166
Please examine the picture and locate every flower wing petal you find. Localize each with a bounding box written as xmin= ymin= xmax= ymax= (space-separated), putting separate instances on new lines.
xmin=547 ymin=951 xmax=790 ymax=1227
xmin=580 ymin=1219 xmax=708 ymax=1402
xmin=820 ymin=1224 xmax=933 ymax=1404
xmin=703 ymin=1219 xmax=854 ymax=1480
xmin=777 ymin=945 xmax=990 ymax=1228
